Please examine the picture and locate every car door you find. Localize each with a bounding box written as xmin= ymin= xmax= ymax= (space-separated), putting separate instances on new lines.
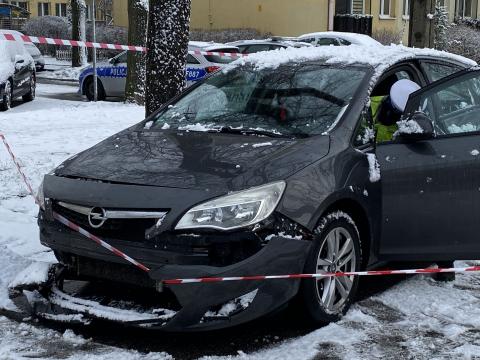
xmin=376 ymin=68 xmax=480 ymax=260
xmin=105 ymin=52 xmax=127 ymax=96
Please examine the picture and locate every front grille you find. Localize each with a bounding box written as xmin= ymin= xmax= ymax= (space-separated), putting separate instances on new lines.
xmin=52 ymin=202 xmax=168 ymax=242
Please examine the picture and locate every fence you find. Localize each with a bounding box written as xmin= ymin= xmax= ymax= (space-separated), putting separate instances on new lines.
xmin=55 ymin=48 xmax=115 ymax=62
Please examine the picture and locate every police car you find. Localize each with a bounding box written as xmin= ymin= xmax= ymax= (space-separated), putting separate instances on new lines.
xmin=79 ymin=42 xmax=240 ymax=101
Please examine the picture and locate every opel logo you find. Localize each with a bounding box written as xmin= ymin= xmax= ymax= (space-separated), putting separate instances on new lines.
xmin=88 ymin=207 xmax=107 ymax=228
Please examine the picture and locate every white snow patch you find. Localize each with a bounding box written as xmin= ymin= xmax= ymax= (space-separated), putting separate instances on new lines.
xmin=8 ymin=261 xmax=52 ymax=288
xmin=252 ymin=142 xmax=273 ymax=148
xmin=367 ymin=153 xmax=381 ymax=182
xmin=396 ymin=119 xmax=424 ymax=135
xmin=471 ymin=149 xmax=479 ymax=156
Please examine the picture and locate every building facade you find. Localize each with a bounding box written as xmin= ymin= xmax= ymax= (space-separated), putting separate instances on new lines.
xmin=2 ymin=0 xmax=480 ymax=41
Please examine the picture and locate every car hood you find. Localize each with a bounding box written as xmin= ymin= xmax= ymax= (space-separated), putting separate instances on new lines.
xmin=54 ymin=129 xmax=330 ymax=192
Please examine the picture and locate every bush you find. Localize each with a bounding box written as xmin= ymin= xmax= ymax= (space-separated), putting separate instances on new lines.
xmin=86 ymin=25 xmax=128 ymax=60
xmin=371 ymin=29 xmax=403 ymax=45
xmin=22 ymin=16 xmax=70 ymax=56
xmin=190 ymin=28 xmax=272 ymax=43
xmin=445 ymin=23 xmax=480 ymax=63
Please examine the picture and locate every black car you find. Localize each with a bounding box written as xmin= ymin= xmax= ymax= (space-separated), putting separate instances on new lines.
xmin=37 ymin=45 xmax=479 ymax=331
xmin=0 ymin=39 xmax=36 ymax=111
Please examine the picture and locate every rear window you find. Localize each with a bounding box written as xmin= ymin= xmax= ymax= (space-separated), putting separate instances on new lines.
xmin=203 ymin=48 xmax=239 ymax=64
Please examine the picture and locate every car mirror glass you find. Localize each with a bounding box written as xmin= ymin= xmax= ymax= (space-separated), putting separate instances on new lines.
xmin=396 ymin=112 xmax=434 ymax=141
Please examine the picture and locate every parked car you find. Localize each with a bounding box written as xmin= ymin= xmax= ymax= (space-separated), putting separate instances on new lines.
xmin=38 ymin=45 xmax=476 ymax=331
xmin=297 ymin=31 xmax=382 ymax=47
xmin=227 ymin=37 xmax=312 ymax=54
xmin=79 ymin=41 xmax=240 ymax=101
xmin=0 ymin=31 xmax=36 ymax=111
xmin=24 ymin=42 xmax=45 ymax=71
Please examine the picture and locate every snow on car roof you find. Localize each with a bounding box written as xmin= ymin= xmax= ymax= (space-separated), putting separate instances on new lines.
xmin=298 ymin=31 xmax=382 ymax=46
xmin=232 ymin=44 xmax=477 ymax=74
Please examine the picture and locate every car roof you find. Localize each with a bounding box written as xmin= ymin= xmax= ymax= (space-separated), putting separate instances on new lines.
xmin=298 ymin=31 xmax=382 ymax=46
xmin=0 ymin=29 xmax=24 ymax=36
xmin=232 ymin=44 xmax=476 ymax=75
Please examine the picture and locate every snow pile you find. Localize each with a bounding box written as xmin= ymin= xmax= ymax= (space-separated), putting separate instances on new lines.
xmin=366 ymin=153 xmax=381 ymax=182
xmin=8 ymin=261 xmax=52 ymax=288
xmin=471 ymin=149 xmax=480 ymax=156
xmin=37 ymin=65 xmax=88 ymax=81
xmin=229 ymin=44 xmax=476 ymax=74
xmin=396 ymin=119 xmax=424 ymax=135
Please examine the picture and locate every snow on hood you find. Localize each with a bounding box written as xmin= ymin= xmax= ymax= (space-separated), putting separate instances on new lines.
xmin=228 ymin=44 xmax=476 ymax=75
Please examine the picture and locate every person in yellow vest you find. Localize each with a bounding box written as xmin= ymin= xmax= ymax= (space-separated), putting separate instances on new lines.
xmin=371 ymin=79 xmax=421 ymax=143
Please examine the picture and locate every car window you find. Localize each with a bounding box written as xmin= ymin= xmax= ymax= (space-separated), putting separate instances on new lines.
xmin=187 ymin=54 xmax=200 ymax=64
xmin=407 ymin=72 xmax=480 ymax=136
xmin=150 ymin=64 xmax=368 ymax=137
xmin=112 ymin=52 xmax=127 ymax=63
xmin=300 ymin=37 xmax=316 ymax=44
xmin=317 ymin=38 xmax=339 ymax=46
xmin=244 ymin=44 xmax=272 ymax=54
xmin=269 ymin=45 xmax=285 ymax=51
xmin=203 ymin=49 xmax=238 ymax=64
xmin=338 ymin=39 xmax=351 ymax=45
xmin=420 ymin=62 xmax=463 ymax=82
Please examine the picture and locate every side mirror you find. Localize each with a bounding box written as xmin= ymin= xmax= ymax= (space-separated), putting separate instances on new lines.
xmin=396 ymin=112 xmax=434 ymax=141
xmin=109 ymin=57 xmax=118 ymax=65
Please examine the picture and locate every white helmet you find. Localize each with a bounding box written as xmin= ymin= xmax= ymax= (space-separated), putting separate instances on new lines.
xmin=390 ymin=79 xmax=421 ymax=112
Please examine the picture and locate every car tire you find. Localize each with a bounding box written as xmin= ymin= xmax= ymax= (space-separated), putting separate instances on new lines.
xmin=299 ymin=211 xmax=362 ymax=325
xmin=22 ymin=75 xmax=36 ymax=102
xmin=85 ymin=77 xmax=106 ymax=101
xmin=0 ymin=80 xmax=12 ymax=111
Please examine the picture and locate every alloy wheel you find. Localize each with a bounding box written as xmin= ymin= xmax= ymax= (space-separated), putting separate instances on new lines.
xmin=315 ymin=226 xmax=356 ymax=313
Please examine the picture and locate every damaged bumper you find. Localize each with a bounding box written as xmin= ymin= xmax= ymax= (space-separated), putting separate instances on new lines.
xmin=14 ymin=235 xmax=311 ymax=331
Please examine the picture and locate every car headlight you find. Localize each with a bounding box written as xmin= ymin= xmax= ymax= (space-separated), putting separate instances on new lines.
xmin=175 ymin=181 xmax=286 ymax=231
xmin=37 ymin=180 xmax=45 ymax=210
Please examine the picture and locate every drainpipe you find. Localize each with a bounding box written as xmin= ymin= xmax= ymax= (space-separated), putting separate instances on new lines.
xmin=328 ymin=0 xmax=335 ymax=31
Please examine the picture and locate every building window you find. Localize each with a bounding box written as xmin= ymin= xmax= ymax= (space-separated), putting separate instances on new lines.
xmin=351 ymin=0 xmax=365 ymax=14
xmin=55 ymin=3 xmax=67 ymax=17
xmin=380 ymin=0 xmax=391 ymax=17
xmin=457 ymin=0 xmax=472 ymax=18
xmin=403 ymin=0 xmax=409 ymax=17
xmin=37 ymin=2 xmax=49 ymax=16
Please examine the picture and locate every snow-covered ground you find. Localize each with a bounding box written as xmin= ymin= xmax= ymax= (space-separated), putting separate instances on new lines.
xmin=1 ymin=83 xmax=480 ymax=359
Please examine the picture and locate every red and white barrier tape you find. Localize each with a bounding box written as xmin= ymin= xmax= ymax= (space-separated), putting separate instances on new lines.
xmin=3 ymin=132 xmax=480 ymax=284
xmin=1 ymin=33 xmax=247 ymax=58
xmin=0 ymin=132 xmax=150 ymax=273
xmin=162 ymin=266 xmax=480 ymax=284
xmin=1 ymin=33 xmax=147 ymax=53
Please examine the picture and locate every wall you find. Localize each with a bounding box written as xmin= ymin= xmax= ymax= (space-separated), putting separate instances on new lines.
xmin=190 ymin=0 xmax=330 ymax=36
xmin=369 ymin=0 xmax=410 ymax=44
xmin=112 ymin=0 xmax=128 ymax=28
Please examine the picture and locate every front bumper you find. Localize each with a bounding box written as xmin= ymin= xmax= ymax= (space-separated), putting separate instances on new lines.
xmin=39 ymin=215 xmax=311 ymax=331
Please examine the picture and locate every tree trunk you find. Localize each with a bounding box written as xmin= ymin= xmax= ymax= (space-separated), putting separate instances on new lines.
xmin=71 ymin=0 xmax=87 ymax=67
xmin=125 ymin=0 xmax=148 ymax=105
xmin=145 ymin=0 xmax=191 ymax=116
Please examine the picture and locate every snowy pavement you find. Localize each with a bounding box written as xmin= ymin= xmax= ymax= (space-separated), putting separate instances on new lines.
xmin=1 ymin=83 xmax=480 ymax=359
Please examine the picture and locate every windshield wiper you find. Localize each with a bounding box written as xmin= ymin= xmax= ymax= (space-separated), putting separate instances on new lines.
xmin=211 ymin=126 xmax=308 ymax=138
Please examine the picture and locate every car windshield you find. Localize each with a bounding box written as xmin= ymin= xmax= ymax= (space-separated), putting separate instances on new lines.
xmin=149 ymin=63 xmax=367 ymax=137
xmin=24 ymin=43 xmax=41 ymax=56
